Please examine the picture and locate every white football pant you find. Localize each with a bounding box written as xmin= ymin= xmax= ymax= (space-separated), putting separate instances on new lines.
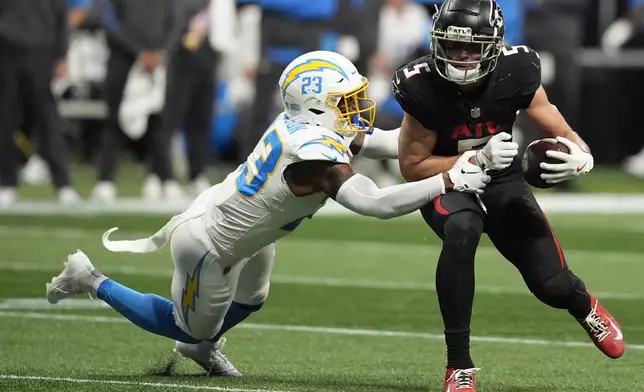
xmin=169 ymin=215 xmax=274 ymax=340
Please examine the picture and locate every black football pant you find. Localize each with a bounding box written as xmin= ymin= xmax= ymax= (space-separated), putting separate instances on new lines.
xmin=96 ymin=46 xmax=136 ymax=182
xmin=150 ymin=46 xmax=217 ymax=182
xmin=420 ymin=178 xmax=592 ymax=369
xmin=0 ymin=44 xmax=71 ymax=189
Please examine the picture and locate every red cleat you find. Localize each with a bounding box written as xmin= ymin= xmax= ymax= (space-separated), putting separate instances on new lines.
xmin=579 ymin=294 xmax=625 ymax=359
xmin=444 ymin=368 xmax=479 ymax=392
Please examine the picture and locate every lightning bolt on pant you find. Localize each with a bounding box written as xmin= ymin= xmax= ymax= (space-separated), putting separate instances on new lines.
xmin=170 ymin=216 xmax=274 ymax=340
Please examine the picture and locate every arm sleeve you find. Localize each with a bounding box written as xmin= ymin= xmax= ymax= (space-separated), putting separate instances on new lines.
xmin=356 ymin=128 xmax=400 ymax=160
xmin=335 ymin=173 xmax=445 ymax=219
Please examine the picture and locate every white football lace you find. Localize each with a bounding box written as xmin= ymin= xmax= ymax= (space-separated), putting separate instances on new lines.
xmin=584 ymin=302 xmax=610 ymax=342
xmin=448 ymin=368 xmax=480 ymax=389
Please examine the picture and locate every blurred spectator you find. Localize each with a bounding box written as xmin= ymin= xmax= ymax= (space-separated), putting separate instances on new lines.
xmin=90 ymin=0 xmax=178 ymax=203
xmin=0 ymin=0 xmax=79 ymax=207
xmin=20 ymin=0 xmax=98 ymax=189
xmin=360 ymin=0 xmax=430 ymax=186
xmin=604 ymin=0 xmax=644 ymax=178
xmin=602 ymin=0 xmax=644 ymax=56
xmin=235 ymin=0 xmax=342 ymax=158
xmin=147 ymin=0 xmax=237 ymax=201
xmin=524 ymin=0 xmax=590 ymax=192
xmin=68 ymin=0 xmax=93 ymax=28
xmin=335 ymin=0 xmax=383 ymax=75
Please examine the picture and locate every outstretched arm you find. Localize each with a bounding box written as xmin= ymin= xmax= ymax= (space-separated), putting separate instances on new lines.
xmin=350 ymin=128 xmax=401 ymax=160
xmin=304 ymin=154 xmax=489 ymax=220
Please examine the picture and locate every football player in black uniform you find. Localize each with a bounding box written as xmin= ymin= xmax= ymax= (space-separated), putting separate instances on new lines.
xmin=393 ymin=1 xmax=625 ymax=391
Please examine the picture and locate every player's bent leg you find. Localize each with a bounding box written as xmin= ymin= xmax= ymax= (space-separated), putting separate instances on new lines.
xmin=46 ymin=250 xmax=200 ymax=344
xmin=212 ymin=243 xmax=275 ymax=342
xmin=175 ymin=243 xmax=275 ymax=377
xmin=421 ymin=193 xmax=484 ymax=391
xmin=484 ymin=180 xmax=624 ymax=359
xmin=169 ymin=218 xmax=243 ymax=376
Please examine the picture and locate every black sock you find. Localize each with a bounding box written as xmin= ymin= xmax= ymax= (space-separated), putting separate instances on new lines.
xmin=435 ymin=212 xmax=483 ymax=369
xmin=445 ymin=330 xmax=474 ymax=369
xmin=568 ymin=275 xmax=592 ymax=320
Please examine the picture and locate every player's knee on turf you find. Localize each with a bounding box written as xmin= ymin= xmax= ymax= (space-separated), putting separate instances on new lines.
xmin=531 ymin=270 xmax=587 ymax=309
xmin=443 ymin=211 xmax=484 ymax=250
xmin=234 ymin=281 xmax=269 ymax=308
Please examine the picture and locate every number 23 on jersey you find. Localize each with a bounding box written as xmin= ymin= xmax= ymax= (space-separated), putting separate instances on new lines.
xmin=236 ymin=130 xmax=284 ymax=198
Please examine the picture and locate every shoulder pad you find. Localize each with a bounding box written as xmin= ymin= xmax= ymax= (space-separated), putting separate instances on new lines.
xmin=392 ymin=55 xmax=439 ymax=130
xmin=494 ymin=45 xmax=542 ymax=107
xmin=392 ymin=56 xmax=433 ymax=102
xmin=293 ymin=127 xmax=352 ymax=164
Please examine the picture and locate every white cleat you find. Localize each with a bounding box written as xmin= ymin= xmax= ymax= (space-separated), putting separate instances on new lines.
xmin=58 ymin=187 xmax=82 ymax=207
xmin=46 ymin=250 xmax=105 ymax=304
xmin=163 ymin=180 xmax=186 ymax=201
xmin=91 ymin=181 xmax=117 ymax=204
xmin=174 ymin=337 xmax=241 ymax=377
xmin=0 ymin=187 xmax=18 ymax=208
xmin=142 ymin=175 xmax=163 ymax=201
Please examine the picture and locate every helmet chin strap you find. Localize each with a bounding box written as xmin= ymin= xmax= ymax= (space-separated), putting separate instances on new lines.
xmin=446 ymin=63 xmax=482 ymax=85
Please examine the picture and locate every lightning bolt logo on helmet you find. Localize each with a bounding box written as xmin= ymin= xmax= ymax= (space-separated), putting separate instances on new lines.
xmin=280 ymin=59 xmax=349 ymax=97
xmin=180 ymin=251 xmax=209 ymax=330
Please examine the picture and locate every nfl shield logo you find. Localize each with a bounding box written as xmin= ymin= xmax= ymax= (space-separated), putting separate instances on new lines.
xmin=471 ymin=107 xmax=481 ymax=118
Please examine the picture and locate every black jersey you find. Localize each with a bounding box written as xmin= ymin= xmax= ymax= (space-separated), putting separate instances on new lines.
xmin=393 ymin=45 xmax=541 ymax=182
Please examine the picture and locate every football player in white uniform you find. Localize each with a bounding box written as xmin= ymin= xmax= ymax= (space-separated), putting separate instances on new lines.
xmin=46 ymin=51 xmax=490 ymax=376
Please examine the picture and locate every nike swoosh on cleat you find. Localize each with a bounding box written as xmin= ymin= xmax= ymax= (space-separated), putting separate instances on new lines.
xmin=461 ymin=170 xmax=480 ymax=175
xmin=577 ymin=162 xmax=588 ymax=172
xmin=609 ymin=319 xmax=624 ymax=341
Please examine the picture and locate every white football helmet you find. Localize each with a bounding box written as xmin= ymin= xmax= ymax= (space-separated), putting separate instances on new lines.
xmin=279 ymin=51 xmax=376 ymax=136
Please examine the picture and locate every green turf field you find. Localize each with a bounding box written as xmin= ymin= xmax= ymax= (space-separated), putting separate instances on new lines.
xmin=14 ymin=161 xmax=644 ymax=199
xmin=0 ymin=213 xmax=643 ymax=392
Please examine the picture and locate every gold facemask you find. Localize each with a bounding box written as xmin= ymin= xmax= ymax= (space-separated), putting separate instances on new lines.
xmin=326 ymin=78 xmax=377 ymax=133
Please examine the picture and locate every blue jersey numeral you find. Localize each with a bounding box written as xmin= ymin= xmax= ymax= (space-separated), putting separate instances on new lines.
xmin=236 ymin=130 xmax=283 ymax=198
xmin=301 ymin=76 xmax=322 ymax=95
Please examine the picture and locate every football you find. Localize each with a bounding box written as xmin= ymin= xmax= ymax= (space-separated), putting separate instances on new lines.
xmin=522 ymin=139 xmax=570 ymax=189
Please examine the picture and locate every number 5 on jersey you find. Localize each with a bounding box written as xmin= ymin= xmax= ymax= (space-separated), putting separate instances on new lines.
xmin=236 ymin=130 xmax=283 ymax=198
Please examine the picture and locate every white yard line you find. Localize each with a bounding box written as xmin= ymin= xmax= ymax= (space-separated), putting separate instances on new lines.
xmin=3 ymin=195 xmax=644 ymax=214
xmin=1 ymin=261 xmax=642 ymax=300
xmin=0 ymin=310 xmax=642 ymax=351
xmin=0 ymin=374 xmax=293 ymax=392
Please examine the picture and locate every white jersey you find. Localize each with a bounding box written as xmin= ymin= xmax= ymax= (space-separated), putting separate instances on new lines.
xmin=205 ymin=113 xmax=354 ymax=258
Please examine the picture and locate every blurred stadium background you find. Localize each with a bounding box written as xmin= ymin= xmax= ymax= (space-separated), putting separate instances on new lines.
xmin=1 ymin=1 xmax=644 ymax=391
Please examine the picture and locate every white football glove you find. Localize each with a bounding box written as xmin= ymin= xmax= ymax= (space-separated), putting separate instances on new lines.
xmin=474 ymin=132 xmax=519 ymax=170
xmin=448 ymin=151 xmax=492 ymax=194
xmin=539 ymin=136 xmax=594 ymax=184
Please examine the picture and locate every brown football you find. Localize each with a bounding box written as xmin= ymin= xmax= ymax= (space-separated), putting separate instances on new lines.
xmin=522 ymin=139 xmax=570 ymax=189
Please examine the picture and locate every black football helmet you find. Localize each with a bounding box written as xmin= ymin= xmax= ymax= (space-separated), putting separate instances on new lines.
xmin=430 ymin=0 xmax=505 ymax=85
